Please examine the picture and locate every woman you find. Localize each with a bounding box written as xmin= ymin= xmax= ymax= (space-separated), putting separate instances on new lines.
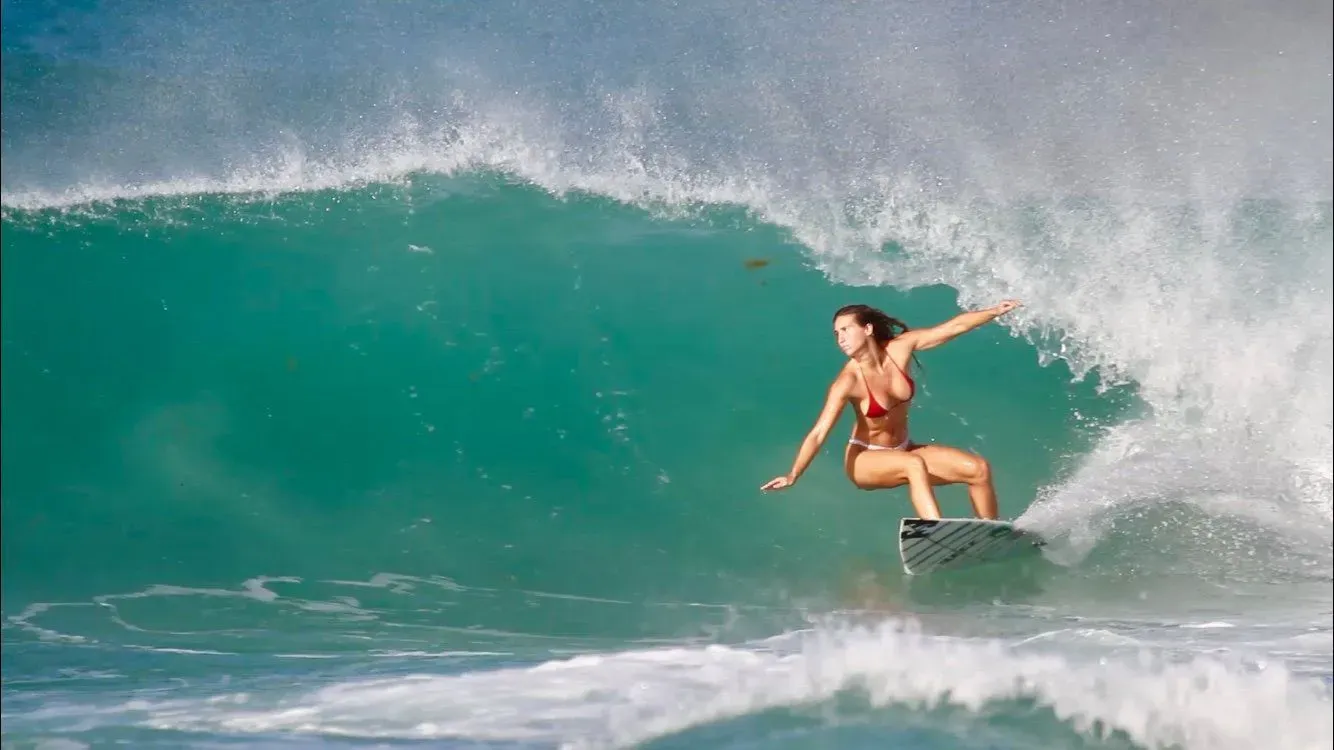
xmin=760 ymin=299 xmax=1021 ymax=520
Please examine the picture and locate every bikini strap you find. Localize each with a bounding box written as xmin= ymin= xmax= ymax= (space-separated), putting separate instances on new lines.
xmin=885 ymin=352 xmax=912 ymax=381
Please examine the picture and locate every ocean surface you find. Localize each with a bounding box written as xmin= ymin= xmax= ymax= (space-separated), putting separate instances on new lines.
xmin=2 ymin=1 xmax=1332 ymax=748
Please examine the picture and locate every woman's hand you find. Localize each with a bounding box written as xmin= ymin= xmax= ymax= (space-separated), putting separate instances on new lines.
xmin=761 ymin=474 xmax=796 ymax=492
xmin=993 ymin=299 xmax=1022 ymax=315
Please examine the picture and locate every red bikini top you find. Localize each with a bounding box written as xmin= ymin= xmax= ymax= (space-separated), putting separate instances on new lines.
xmin=860 ymin=355 xmax=915 ymax=418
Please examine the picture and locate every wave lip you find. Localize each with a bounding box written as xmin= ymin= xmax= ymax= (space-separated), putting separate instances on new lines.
xmin=115 ymin=622 xmax=1332 ymax=750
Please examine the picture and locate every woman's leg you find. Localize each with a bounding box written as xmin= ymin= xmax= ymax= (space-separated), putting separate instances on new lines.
xmin=847 ymin=448 xmax=943 ymax=519
xmin=909 ymin=444 xmax=997 ymax=519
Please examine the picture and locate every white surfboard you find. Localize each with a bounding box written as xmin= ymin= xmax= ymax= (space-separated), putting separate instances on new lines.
xmin=898 ymin=517 xmax=1046 ymax=575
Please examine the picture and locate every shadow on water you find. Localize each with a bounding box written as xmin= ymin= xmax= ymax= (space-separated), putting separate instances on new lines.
xmin=832 ymin=547 xmax=1061 ymax=615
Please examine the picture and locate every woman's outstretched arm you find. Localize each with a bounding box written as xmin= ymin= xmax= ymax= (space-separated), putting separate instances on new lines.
xmin=902 ymin=299 xmax=1021 ymax=352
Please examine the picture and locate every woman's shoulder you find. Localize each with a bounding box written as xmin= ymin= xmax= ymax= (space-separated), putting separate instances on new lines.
xmin=885 ymin=338 xmax=916 ymax=361
xmin=830 ymin=362 xmax=858 ymax=390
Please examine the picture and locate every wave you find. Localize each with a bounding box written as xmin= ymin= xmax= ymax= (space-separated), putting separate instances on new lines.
xmin=5 ymin=183 xmax=1328 ymax=592
xmin=3 ymin=0 xmax=1331 ymax=598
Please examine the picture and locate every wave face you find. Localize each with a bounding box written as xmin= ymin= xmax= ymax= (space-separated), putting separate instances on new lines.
xmin=3 ymin=0 xmax=1330 ymax=748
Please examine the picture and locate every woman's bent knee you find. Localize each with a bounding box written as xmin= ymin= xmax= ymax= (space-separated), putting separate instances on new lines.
xmin=968 ymin=455 xmax=992 ymax=484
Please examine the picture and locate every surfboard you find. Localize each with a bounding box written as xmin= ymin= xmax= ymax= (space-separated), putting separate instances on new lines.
xmin=898 ymin=517 xmax=1046 ymax=575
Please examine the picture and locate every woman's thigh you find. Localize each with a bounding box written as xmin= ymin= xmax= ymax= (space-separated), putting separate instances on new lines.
xmin=847 ymin=448 xmax=927 ymax=489
xmin=909 ymin=444 xmax=990 ymax=485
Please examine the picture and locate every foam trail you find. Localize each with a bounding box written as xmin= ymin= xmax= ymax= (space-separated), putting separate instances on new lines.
xmin=111 ymin=623 xmax=1332 ymax=750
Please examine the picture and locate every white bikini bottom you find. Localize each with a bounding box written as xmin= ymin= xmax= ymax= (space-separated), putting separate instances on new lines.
xmin=848 ymin=437 xmax=912 ymax=452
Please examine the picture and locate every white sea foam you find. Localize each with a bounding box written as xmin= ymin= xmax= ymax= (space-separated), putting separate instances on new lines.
xmin=120 ymin=621 xmax=1332 ymax=750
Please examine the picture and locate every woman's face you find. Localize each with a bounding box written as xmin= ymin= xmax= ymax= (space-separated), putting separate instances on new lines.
xmin=833 ymin=314 xmax=871 ymax=356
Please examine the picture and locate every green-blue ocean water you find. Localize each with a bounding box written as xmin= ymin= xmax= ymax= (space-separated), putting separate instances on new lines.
xmin=3 ymin=1 xmax=1332 ymax=748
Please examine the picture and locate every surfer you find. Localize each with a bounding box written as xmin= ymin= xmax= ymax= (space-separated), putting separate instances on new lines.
xmin=760 ymin=300 xmax=1021 ymax=520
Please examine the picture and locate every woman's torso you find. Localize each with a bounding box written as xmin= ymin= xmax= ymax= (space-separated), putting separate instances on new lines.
xmin=846 ymin=342 xmax=916 ymax=448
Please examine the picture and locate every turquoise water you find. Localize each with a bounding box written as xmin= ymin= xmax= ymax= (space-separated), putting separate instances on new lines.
xmin=3 ymin=1 xmax=1332 ymax=748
